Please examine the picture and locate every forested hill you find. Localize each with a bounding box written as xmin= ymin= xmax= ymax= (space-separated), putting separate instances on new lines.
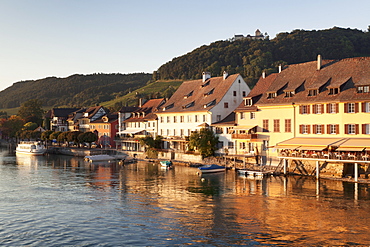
xmin=156 ymin=27 xmax=370 ymax=86
xmin=0 ymin=73 xmax=152 ymax=109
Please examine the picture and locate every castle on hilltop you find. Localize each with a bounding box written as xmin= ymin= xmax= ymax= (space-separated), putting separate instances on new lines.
xmin=233 ymin=29 xmax=268 ymax=41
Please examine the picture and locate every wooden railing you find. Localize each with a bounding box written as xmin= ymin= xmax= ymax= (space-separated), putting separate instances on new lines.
xmin=231 ymin=133 xmax=258 ymax=139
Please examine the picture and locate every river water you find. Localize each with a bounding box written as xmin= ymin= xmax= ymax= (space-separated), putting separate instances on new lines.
xmin=1 ymin=151 xmax=370 ymax=246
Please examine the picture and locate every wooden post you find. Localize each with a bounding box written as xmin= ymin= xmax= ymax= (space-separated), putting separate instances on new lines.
xmin=316 ymin=161 xmax=320 ymax=179
xmin=283 ymin=158 xmax=287 ymax=175
xmin=354 ymin=162 xmax=358 ymax=182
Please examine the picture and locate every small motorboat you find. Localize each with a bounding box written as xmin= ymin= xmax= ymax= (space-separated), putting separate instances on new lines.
xmin=198 ymin=164 xmax=226 ymax=174
xmin=84 ymin=154 xmax=116 ymax=163
xmin=160 ymin=160 xmax=173 ymax=168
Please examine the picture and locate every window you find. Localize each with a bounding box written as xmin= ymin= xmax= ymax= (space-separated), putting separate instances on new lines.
xmin=187 ymin=115 xmax=191 ymax=122
xmin=362 ymin=124 xmax=370 ymax=134
xmin=160 ymin=117 xmax=164 ymax=123
xmin=188 ymin=129 xmax=191 ymax=136
xmin=180 ymin=129 xmax=184 ymax=136
xmin=250 ymin=112 xmax=255 ymax=119
xmin=224 ymin=102 xmax=229 ymax=108
xmin=285 ymin=91 xmax=294 ymax=98
xmin=358 ymin=86 xmax=369 ymax=93
xmin=285 ymin=119 xmax=291 ymax=133
xmin=347 ymin=124 xmax=356 ymax=135
xmin=204 ymin=88 xmax=214 ymax=96
xmin=195 ymin=115 xmax=199 ymax=122
xmin=273 ymin=119 xmax=280 ymax=132
xmin=300 ymin=124 xmax=310 ymax=134
xmin=217 ymin=115 xmax=221 ymax=122
xmin=329 ymin=88 xmax=339 ymax=95
xmin=202 ymin=115 xmax=207 ymax=122
xmin=362 ymin=102 xmax=370 ymax=113
xmin=327 ymin=124 xmax=339 ymax=135
xmin=233 ymin=91 xmax=237 ymax=96
xmin=180 ymin=116 xmax=184 ymax=122
xmin=160 ymin=129 xmax=163 ymax=135
xmin=365 ymin=86 xmax=370 ymax=93
xmin=300 ymin=105 xmax=310 ymax=114
xmin=218 ymin=141 xmax=224 ymax=149
xmin=242 ymin=91 xmax=246 ymax=97
xmin=173 ymin=116 xmax=177 ymax=123
xmin=228 ymin=142 xmax=234 ymax=149
xmin=348 ymin=103 xmax=355 ymax=113
xmin=173 ymin=129 xmax=176 ymax=136
xmin=215 ymin=127 xmax=223 ymax=134
xmin=313 ymin=124 xmax=323 ymax=134
xmin=308 ymin=89 xmax=318 ymax=96
xmin=240 ymin=112 xmax=245 ymax=119
xmin=267 ymin=92 xmax=277 ymax=99
xmin=313 ymin=104 xmax=323 ymax=114
xmin=166 ymin=129 xmax=170 ymax=136
xmin=245 ymin=98 xmax=252 ymax=106
xmin=327 ymin=103 xmax=338 ymax=114
xmin=263 ymin=119 xmax=269 ymax=132
xmin=167 ymin=116 xmax=170 ymax=123
xmin=184 ymin=91 xmax=193 ymax=98
xmin=239 ymin=142 xmax=246 ymax=149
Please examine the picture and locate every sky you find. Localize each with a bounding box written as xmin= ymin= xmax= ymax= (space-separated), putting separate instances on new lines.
xmin=0 ymin=0 xmax=369 ymax=91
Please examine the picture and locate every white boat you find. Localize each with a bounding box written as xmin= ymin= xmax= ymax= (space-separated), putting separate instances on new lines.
xmin=198 ymin=164 xmax=226 ymax=174
xmin=84 ymin=154 xmax=117 ymax=162
xmin=16 ymin=141 xmax=47 ymax=156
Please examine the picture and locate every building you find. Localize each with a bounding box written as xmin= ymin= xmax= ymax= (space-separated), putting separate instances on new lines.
xmin=47 ymin=108 xmax=80 ymax=132
xmin=116 ymin=98 xmax=165 ymax=151
xmin=234 ymin=29 xmax=266 ymax=41
xmin=234 ymin=56 xmax=370 ymax=165
xmin=117 ymin=106 xmax=140 ymax=136
xmin=89 ymin=113 xmax=119 ymax=148
xmin=157 ymin=72 xmax=250 ymax=152
xmin=69 ymin=106 xmax=109 ymax=132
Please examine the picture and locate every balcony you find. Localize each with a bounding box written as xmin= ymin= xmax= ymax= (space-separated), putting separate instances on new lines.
xmin=231 ymin=133 xmax=258 ymax=139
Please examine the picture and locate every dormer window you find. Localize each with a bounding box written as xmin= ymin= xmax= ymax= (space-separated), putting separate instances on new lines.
xmin=201 ymin=81 xmax=210 ymax=87
xmin=329 ymin=88 xmax=339 ymax=95
xmin=164 ymin=103 xmax=174 ymax=111
xmin=244 ymin=98 xmax=252 ymax=106
xmin=267 ymin=92 xmax=277 ymax=99
xmin=183 ymin=101 xmax=195 ymax=109
xmin=357 ymin=86 xmax=370 ymax=93
xmin=204 ymin=88 xmax=214 ymax=97
xmin=184 ymin=91 xmax=193 ymax=99
xmin=285 ymin=91 xmax=294 ymax=98
xmin=203 ymin=99 xmax=216 ymax=108
xmin=308 ymin=89 xmax=318 ymax=96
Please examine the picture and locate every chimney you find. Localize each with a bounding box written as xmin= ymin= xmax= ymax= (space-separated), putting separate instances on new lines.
xmin=278 ymin=65 xmax=282 ymax=73
xmin=223 ymin=71 xmax=228 ymax=80
xmin=317 ymin=54 xmax=322 ymax=70
xmin=262 ymin=71 xmax=266 ymax=79
xmin=202 ymin=72 xmax=211 ymax=82
xmin=138 ymin=98 xmax=142 ymax=107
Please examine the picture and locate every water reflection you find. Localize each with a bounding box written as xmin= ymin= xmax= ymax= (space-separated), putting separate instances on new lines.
xmin=1 ymin=153 xmax=370 ymax=245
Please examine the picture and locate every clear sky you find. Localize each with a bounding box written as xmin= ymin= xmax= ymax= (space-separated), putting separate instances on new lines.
xmin=0 ymin=0 xmax=369 ymax=91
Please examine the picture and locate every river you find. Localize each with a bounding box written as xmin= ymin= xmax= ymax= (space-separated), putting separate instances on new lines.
xmin=0 ymin=151 xmax=369 ymax=246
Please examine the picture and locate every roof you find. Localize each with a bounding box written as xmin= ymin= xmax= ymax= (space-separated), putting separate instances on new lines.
xmin=211 ymin=112 xmax=236 ymax=126
xmin=242 ymin=57 xmax=370 ymax=107
xmin=90 ymin=113 xmax=118 ymax=124
xmin=124 ymin=98 xmax=165 ymax=123
xmin=84 ymin=106 xmax=108 ymax=118
xmin=119 ymin=106 xmax=140 ymax=113
xmin=158 ymin=74 xmax=241 ymax=113
xmin=50 ymin=108 xmax=80 ymax=118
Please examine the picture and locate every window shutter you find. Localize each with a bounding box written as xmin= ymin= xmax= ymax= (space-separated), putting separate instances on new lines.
xmin=327 ymin=124 xmax=331 ymax=134
xmin=336 ymin=104 xmax=339 ymax=113
xmin=313 ymin=105 xmax=317 ymax=114
xmin=307 ymin=125 xmax=311 ymax=134
xmin=344 ymin=103 xmax=348 ymax=113
xmin=299 ymin=125 xmax=303 ymax=134
xmin=313 ymin=125 xmax=317 ymax=134
xmin=356 ymin=124 xmax=359 ymax=134
xmin=336 ymin=124 xmax=339 ymax=134
xmin=299 ymin=105 xmax=303 ymax=114
xmin=362 ymin=124 xmax=366 ymax=134
xmin=362 ymin=102 xmax=366 ymax=113
xmin=355 ymin=103 xmax=359 ymax=113
xmin=326 ymin=104 xmax=330 ymax=113
xmin=345 ymin=124 xmax=348 ymax=134
xmin=307 ymin=105 xmax=311 ymax=114
xmin=321 ymin=124 xmax=325 ymax=134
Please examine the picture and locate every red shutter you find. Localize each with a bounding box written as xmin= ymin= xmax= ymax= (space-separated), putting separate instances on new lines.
xmin=336 ymin=124 xmax=340 ymax=134
xmin=299 ymin=125 xmax=303 ymax=134
xmin=313 ymin=105 xmax=317 ymax=114
xmin=362 ymin=102 xmax=366 ymax=113
xmin=327 ymin=124 xmax=331 ymax=134
xmin=313 ymin=125 xmax=317 ymax=134
xmin=307 ymin=125 xmax=311 ymax=134
xmin=321 ymin=124 xmax=325 ymax=134
xmin=362 ymin=124 xmax=366 ymax=134
xmin=355 ymin=103 xmax=359 ymax=113
xmin=326 ymin=104 xmax=330 ymax=113
xmin=356 ymin=124 xmax=359 ymax=134
xmin=344 ymin=103 xmax=348 ymax=113
xmin=299 ymin=105 xmax=302 ymax=114
xmin=307 ymin=105 xmax=311 ymax=114
xmin=345 ymin=124 xmax=348 ymax=134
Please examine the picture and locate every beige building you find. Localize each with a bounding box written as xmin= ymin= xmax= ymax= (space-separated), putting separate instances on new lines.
xmin=235 ymin=56 xmax=370 ymax=165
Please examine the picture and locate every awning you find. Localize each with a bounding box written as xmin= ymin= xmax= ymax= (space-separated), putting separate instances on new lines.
xmin=234 ymin=125 xmax=257 ymax=130
xmin=297 ymin=146 xmax=326 ymax=151
xmin=274 ymin=145 xmax=301 ymax=150
xmin=335 ymin=138 xmax=370 ymax=152
xmin=274 ymin=137 xmax=344 ymax=151
xmin=120 ymin=128 xmax=145 ymax=134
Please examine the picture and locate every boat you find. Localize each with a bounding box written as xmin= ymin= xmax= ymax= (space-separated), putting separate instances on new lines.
xmin=198 ymin=164 xmax=226 ymax=174
xmin=16 ymin=141 xmax=47 ymax=156
xmin=84 ymin=154 xmax=117 ymax=163
xmin=160 ymin=160 xmax=173 ymax=168
xmin=237 ymin=169 xmax=271 ymax=178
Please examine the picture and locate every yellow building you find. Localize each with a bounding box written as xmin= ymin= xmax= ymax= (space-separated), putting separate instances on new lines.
xmin=235 ymin=56 xmax=370 ymax=165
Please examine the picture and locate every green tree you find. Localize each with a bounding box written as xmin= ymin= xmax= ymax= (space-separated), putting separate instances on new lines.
xmin=41 ymin=130 xmax=54 ymax=141
xmin=49 ymin=131 xmax=62 ymax=145
xmin=23 ymin=122 xmax=38 ymax=131
xmin=139 ymin=135 xmax=163 ymax=159
xmin=77 ymin=132 xmax=97 ymax=147
xmin=188 ymin=128 xmax=219 ymax=158
xmin=57 ymin=131 xmax=69 ymax=145
xmin=67 ymin=131 xmax=82 ymax=145
xmin=0 ymin=115 xmax=25 ymax=138
xmin=17 ymin=99 xmax=44 ymax=125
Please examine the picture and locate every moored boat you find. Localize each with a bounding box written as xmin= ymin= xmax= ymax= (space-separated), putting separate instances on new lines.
xmin=84 ymin=154 xmax=116 ymax=163
xmin=160 ymin=160 xmax=173 ymax=168
xmin=198 ymin=164 xmax=226 ymax=173
xmin=16 ymin=141 xmax=47 ymax=156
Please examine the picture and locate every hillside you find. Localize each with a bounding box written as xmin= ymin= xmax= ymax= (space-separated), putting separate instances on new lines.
xmin=0 ymin=73 xmax=152 ymax=109
xmin=156 ymin=27 xmax=370 ymax=86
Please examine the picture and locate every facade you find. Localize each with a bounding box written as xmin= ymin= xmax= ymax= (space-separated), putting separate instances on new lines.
xmin=156 ymin=72 xmax=250 ymax=152
xmin=235 ymin=56 xmax=370 ymax=165
xmin=89 ymin=113 xmax=119 ymax=148
xmin=75 ymin=106 xmax=109 ymax=132
xmin=116 ymin=98 xmax=165 ymax=151
xmin=117 ymin=106 xmax=140 ymax=136
xmin=47 ymin=108 xmax=80 ymax=132
xmin=234 ymin=29 xmax=266 ymax=41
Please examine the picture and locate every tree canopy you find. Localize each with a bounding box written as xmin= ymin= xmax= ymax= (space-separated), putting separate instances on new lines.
xmin=188 ymin=128 xmax=219 ymax=158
